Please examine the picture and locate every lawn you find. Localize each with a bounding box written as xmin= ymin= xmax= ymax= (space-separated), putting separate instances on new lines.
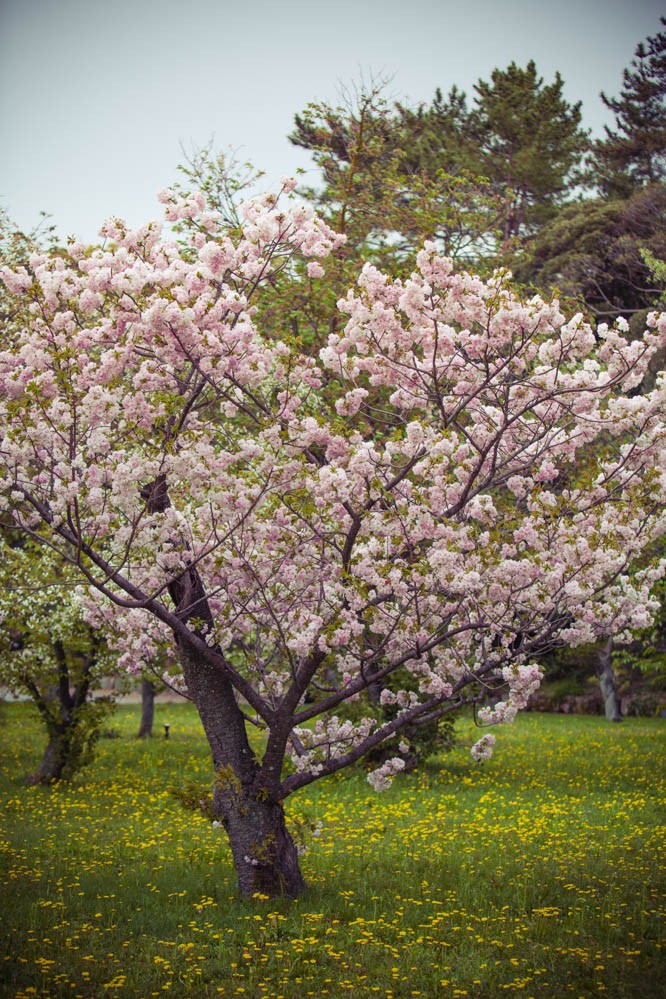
xmin=0 ymin=701 xmax=664 ymax=998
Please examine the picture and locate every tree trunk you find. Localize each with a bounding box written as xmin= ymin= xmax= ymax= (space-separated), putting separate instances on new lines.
xmin=29 ymin=726 xmax=70 ymax=784
xmin=214 ymin=780 xmax=307 ymax=898
xmin=137 ymin=677 xmax=156 ymax=738
xmin=596 ymin=638 xmax=623 ymax=722
xmin=178 ymin=640 xmax=306 ymax=898
xmin=142 ymin=475 xmax=306 ymax=897
xmin=26 ymin=650 xmax=77 ymax=783
xmin=24 ymin=643 xmax=109 ymax=784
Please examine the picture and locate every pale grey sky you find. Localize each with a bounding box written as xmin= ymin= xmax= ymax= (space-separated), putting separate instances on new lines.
xmin=1 ymin=0 xmax=664 ymax=242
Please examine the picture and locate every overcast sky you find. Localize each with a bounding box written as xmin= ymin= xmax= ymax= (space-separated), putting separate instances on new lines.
xmin=1 ymin=0 xmax=664 ymax=242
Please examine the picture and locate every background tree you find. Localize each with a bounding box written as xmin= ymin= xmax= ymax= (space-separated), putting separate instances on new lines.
xmin=136 ymin=673 xmax=155 ymax=739
xmin=518 ymin=20 xmax=666 ymax=329
xmin=291 ymin=65 xmax=588 ymax=270
xmin=171 ymin=143 xmax=263 ymax=233
xmin=468 ymin=61 xmax=589 ymax=251
xmin=290 ymin=84 xmax=506 ymax=275
xmin=393 ymin=84 xmax=475 ymax=177
xmin=515 ymin=183 xmax=666 ymax=330
xmin=593 ymin=17 xmax=666 ymax=197
xmin=136 ymin=675 xmax=158 ymax=738
xmin=0 ymin=540 xmax=119 ymax=783
xmin=1 ymin=186 xmax=664 ymax=898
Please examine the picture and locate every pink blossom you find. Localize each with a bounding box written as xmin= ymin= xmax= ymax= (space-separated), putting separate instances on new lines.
xmin=471 ymin=734 xmax=496 ymax=762
xmin=306 ymin=261 xmax=325 ymax=279
xmin=367 ymin=757 xmax=406 ymax=791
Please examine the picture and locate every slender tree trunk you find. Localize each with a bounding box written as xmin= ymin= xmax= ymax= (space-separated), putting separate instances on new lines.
xmin=596 ymin=638 xmax=623 ymax=722
xmin=26 ymin=646 xmax=76 ymax=783
xmin=137 ymin=676 xmax=156 ymax=738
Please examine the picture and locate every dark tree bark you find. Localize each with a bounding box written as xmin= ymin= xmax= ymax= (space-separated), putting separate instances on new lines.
xmin=137 ymin=676 xmax=156 ymax=738
xmin=25 ymin=643 xmax=104 ymax=783
xmin=596 ymin=638 xmax=623 ymax=722
xmin=175 ymin=614 xmax=306 ymax=897
xmin=143 ymin=475 xmax=306 ymax=897
xmin=30 ymin=723 xmax=73 ymax=784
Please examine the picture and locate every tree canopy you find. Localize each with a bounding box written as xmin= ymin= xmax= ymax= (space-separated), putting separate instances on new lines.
xmin=290 ymin=62 xmax=589 ymax=264
xmin=468 ymin=61 xmax=588 ymax=246
xmin=1 ymin=183 xmax=665 ymax=895
xmin=593 ymin=17 xmax=666 ymax=197
xmin=516 ymin=183 xmax=666 ymax=327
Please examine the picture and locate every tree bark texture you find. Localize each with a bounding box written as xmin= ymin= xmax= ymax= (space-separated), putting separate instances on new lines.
xmin=178 ymin=640 xmax=306 ymax=898
xmin=30 ymin=726 xmax=72 ymax=784
xmin=137 ymin=676 xmax=156 ymax=738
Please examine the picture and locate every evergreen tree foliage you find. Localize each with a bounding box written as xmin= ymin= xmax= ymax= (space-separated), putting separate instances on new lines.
xmin=290 ymin=64 xmax=588 ymax=265
xmin=594 ymin=17 xmax=666 ymax=197
xmin=469 ymin=61 xmax=589 ymax=247
xmin=516 ymin=183 xmax=666 ymax=330
xmin=286 ymin=86 xmax=502 ymax=349
xmin=290 ymin=83 xmax=495 ymax=260
xmin=393 ymin=85 xmax=475 ymax=178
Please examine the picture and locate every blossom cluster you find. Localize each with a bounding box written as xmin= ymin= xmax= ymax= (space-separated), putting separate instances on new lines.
xmin=470 ymin=733 xmax=496 ymax=762
xmin=0 ymin=543 xmax=118 ymax=693
xmin=478 ymin=664 xmax=544 ymax=727
xmin=291 ymin=715 xmax=378 ymax=775
xmin=367 ymin=756 xmax=407 ymax=791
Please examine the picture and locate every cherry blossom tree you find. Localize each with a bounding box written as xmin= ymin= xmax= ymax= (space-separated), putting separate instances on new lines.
xmin=1 ymin=183 xmax=665 ymax=897
xmin=0 ymin=539 xmax=119 ymax=783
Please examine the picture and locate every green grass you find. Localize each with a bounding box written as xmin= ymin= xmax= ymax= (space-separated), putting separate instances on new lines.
xmin=1 ymin=701 xmax=664 ymax=998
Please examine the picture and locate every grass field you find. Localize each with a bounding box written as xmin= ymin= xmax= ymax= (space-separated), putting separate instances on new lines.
xmin=0 ymin=700 xmax=664 ymax=998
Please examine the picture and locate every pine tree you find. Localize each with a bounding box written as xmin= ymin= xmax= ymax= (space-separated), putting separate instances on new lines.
xmin=469 ymin=61 xmax=589 ymax=248
xmin=289 ymin=66 xmax=588 ymax=268
xmin=594 ymin=17 xmax=666 ymax=196
xmin=393 ymin=85 xmax=474 ymax=178
xmin=289 ymin=84 xmax=501 ymax=271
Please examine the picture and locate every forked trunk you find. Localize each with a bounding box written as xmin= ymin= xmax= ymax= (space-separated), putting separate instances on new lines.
xmin=143 ymin=477 xmax=306 ymax=897
xmin=178 ymin=640 xmax=306 ymax=898
xmin=25 ymin=648 xmax=97 ymax=784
